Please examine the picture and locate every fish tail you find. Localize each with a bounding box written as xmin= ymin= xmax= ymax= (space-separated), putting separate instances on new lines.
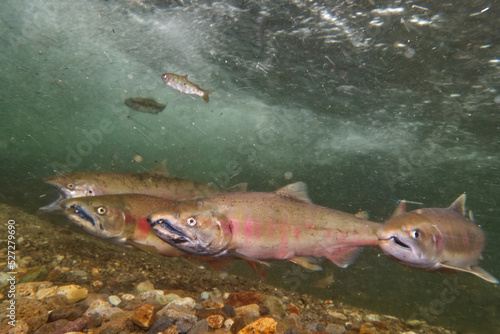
xmin=201 ymin=91 xmax=209 ymax=103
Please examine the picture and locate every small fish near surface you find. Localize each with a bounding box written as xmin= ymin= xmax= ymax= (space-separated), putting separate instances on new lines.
xmin=378 ymin=194 xmax=498 ymax=284
xmin=161 ymin=73 xmax=210 ymax=103
xmin=40 ymin=160 xmax=247 ymax=211
xmin=124 ymin=97 xmax=166 ymax=114
xmin=60 ymin=194 xmax=184 ymax=257
xmin=148 ymin=182 xmax=381 ymax=270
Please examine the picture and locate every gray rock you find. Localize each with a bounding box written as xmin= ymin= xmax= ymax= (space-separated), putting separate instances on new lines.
xmin=187 ymin=319 xmax=209 ymax=334
xmin=145 ymin=316 xmax=173 ymax=334
xmin=326 ymin=323 xmax=346 ymax=334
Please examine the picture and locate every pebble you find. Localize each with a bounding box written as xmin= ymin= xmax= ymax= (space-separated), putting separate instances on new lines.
xmin=157 ymin=304 xmax=197 ymax=323
xmin=84 ymin=299 xmax=123 ymax=319
xmin=227 ymin=291 xmax=263 ymax=307
xmin=235 ymin=304 xmax=261 ymax=317
xmin=56 ymin=285 xmax=88 ymax=303
xmin=132 ymin=303 xmax=156 ymax=329
xmin=364 ymin=314 xmax=382 ymax=322
xmin=325 ymin=323 xmax=346 ymax=334
xmin=201 ymin=291 xmax=211 ymax=300
xmin=187 ymin=319 xmax=209 ymax=334
xmin=14 ymin=298 xmax=49 ymax=333
xmin=168 ymin=297 xmax=196 ymax=310
xmin=224 ymin=318 xmax=235 ymax=329
xmin=48 ymin=303 xmax=88 ymax=322
xmin=237 ymin=317 xmax=277 ymax=334
xmin=135 ymin=280 xmax=155 ymax=293
xmin=328 ymin=311 xmax=347 ymax=320
xmin=121 ymin=293 xmax=135 ymax=301
xmin=145 ymin=316 xmax=173 ymax=334
xmin=263 ymin=296 xmax=285 ymax=318
xmin=222 ymin=304 xmax=237 ymax=318
xmin=207 ymin=314 xmax=225 ymax=329
xmin=33 ymin=319 xmax=70 ymax=334
xmin=108 ymin=295 xmax=121 ymax=306
xmin=35 ymin=286 xmax=58 ymax=300
xmin=287 ymin=303 xmax=300 ymax=315
xmin=405 ymin=319 xmax=422 ymax=329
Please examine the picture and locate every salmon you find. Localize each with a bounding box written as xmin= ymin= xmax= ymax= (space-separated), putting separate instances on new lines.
xmin=147 ymin=182 xmax=381 ymax=270
xmin=161 ymin=73 xmax=210 ymax=103
xmin=60 ymin=194 xmax=184 ymax=257
xmin=60 ymin=194 xmax=256 ymax=272
xmin=378 ymin=194 xmax=498 ymax=284
xmin=41 ymin=160 xmax=247 ymax=211
xmin=124 ymin=97 xmax=166 ymax=114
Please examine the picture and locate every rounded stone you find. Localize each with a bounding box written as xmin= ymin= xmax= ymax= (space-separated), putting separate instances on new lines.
xmin=56 ymin=285 xmax=88 ymax=304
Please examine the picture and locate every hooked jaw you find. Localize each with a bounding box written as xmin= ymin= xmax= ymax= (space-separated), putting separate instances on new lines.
xmin=148 ymin=217 xmax=188 ymax=244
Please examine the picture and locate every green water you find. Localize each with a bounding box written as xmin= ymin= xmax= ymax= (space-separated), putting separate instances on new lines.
xmin=1 ymin=0 xmax=499 ymax=333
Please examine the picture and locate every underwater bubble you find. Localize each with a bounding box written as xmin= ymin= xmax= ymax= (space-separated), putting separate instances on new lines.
xmin=494 ymin=95 xmax=500 ymax=104
xmin=133 ymin=155 xmax=143 ymax=163
xmin=404 ymin=47 xmax=416 ymax=59
xmin=284 ymin=171 xmax=293 ymax=180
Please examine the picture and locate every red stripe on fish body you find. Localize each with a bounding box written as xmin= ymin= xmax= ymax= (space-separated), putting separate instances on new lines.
xmin=210 ymin=192 xmax=380 ymax=261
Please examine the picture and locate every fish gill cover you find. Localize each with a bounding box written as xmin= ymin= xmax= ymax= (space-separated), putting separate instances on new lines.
xmin=0 ymin=0 xmax=499 ymax=333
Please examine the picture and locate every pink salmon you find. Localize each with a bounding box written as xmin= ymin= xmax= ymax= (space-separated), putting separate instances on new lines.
xmin=60 ymin=194 xmax=184 ymax=257
xmin=41 ymin=160 xmax=247 ymax=211
xmin=161 ymin=73 xmax=210 ymax=103
xmin=378 ymin=194 xmax=498 ymax=284
xmin=148 ymin=182 xmax=381 ymax=270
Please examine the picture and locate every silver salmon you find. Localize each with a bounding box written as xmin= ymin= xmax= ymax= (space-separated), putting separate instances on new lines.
xmin=378 ymin=194 xmax=498 ymax=284
xmin=41 ymin=160 xmax=247 ymax=211
xmin=148 ymin=182 xmax=381 ymax=270
xmin=161 ymin=73 xmax=210 ymax=103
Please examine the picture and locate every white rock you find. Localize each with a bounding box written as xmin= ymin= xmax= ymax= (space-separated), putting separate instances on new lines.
xmin=168 ymin=297 xmax=196 ymax=310
xmin=108 ymin=295 xmax=121 ymax=306
xmin=364 ymin=314 xmax=382 ymax=322
xmin=135 ymin=280 xmax=155 ymax=293
xmin=85 ymin=299 xmax=123 ymax=318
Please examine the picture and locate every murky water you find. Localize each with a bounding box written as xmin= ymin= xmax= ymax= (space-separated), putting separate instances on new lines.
xmin=1 ymin=0 xmax=499 ymax=333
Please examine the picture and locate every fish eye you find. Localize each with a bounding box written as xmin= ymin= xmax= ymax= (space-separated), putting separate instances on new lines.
xmin=187 ymin=217 xmax=197 ymax=227
xmin=96 ymin=206 xmax=107 ymax=215
xmin=411 ymin=229 xmax=420 ymax=239
xmin=67 ymin=183 xmax=75 ymax=189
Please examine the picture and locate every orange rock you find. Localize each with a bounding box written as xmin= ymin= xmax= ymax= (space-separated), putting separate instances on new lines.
xmin=132 ymin=304 xmax=156 ymax=329
xmin=207 ymin=314 xmax=225 ymax=329
xmin=286 ymin=303 xmax=300 ymax=315
xmin=359 ymin=324 xmax=374 ymax=334
xmin=226 ymin=291 xmax=263 ymax=307
xmin=237 ymin=317 xmax=277 ymax=334
xmin=164 ymin=325 xmax=178 ymax=334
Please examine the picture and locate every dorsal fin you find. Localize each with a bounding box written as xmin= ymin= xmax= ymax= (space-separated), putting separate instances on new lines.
xmin=448 ymin=193 xmax=466 ymax=216
xmin=390 ymin=201 xmax=407 ymax=218
xmin=149 ymin=160 xmax=171 ymax=177
xmin=275 ymin=182 xmax=312 ymax=203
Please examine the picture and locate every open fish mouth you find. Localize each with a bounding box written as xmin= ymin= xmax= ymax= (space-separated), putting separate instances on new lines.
xmin=68 ymin=204 xmax=97 ymax=228
xmin=39 ymin=194 xmax=67 ymax=211
xmin=391 ymin=236 xmax=411 ymax=249
xmin=149 ymin=218 xmax=188 ymax=244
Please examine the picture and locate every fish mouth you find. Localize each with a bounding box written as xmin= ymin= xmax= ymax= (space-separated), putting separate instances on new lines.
xmin=391 ymin=236 xmax=411 ymax=249
xmin=66 ymin=204 xmax=98 ymax=229
xmin=149 ymin=218 xmax=188 ymax=244
xmin=39 ymin=194 xmax=66 ymax=211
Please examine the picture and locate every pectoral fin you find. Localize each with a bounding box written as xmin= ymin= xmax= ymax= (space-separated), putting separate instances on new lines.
xmin=289 ymin=257 xmax=322 ymax=271
xmin=125 ymin=240 xmax=159 ymax=255
xmin=440 ymin=263 xmax=499 ymax=284
xmin=326 ymin=247 xmax=363 ymax=268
